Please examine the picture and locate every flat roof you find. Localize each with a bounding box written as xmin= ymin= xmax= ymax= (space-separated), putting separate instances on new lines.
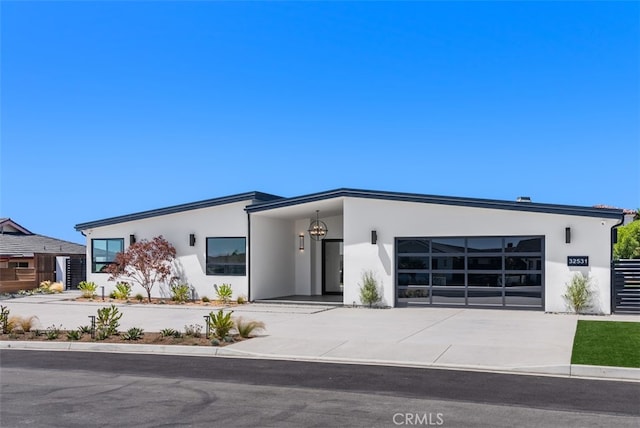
xmin=246 ymin=188 xmax=624 ymax=219
xmin=75 ymin=191 xmax=282 ymax=231
xmin=75 ymin=188 xmax=624 ymax=231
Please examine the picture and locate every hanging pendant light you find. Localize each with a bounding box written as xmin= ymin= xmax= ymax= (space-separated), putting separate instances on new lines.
xmin=308 ymin=210 xmax=328 ymax=241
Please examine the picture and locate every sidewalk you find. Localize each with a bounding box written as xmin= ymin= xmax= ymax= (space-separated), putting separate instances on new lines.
xmin=1 ymin=292 xmax=639 ymax=382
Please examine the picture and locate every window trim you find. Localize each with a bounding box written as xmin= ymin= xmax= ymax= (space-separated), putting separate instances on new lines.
xmin=91 ymin=238 xmax=124 ymax=273
xmin=205 ymin=236 xmax=247 ymax=276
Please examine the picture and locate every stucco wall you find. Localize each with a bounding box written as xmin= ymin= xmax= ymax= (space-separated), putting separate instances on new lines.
xmin=343 ymin=197 xmax=619 ymax=313
xmin=249 ymin=216 xmax=294 ymax=300
xmin=81 ymin=201 xmax=250 ymax=300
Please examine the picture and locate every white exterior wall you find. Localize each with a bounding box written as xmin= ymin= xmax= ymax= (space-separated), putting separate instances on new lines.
xmin=250 ymin=216 xmax=294 ymax=300
xmin=81 ymin=201 xmax=250 ymax=300
xmin=343 ymin=198 xmax=619 ymax=314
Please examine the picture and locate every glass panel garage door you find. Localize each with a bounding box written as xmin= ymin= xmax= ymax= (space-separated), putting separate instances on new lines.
xmin=396 ymin=236 xmax=543 ymax=309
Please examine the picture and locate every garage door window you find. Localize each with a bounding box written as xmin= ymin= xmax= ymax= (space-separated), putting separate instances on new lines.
xmin=396 ymin=236 xmax=543 ymax=309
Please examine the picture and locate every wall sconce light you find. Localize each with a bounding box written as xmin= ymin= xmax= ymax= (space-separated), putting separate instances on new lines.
xmin=299 ymin=234 xmax=305 ymax=251
xmin=129 ymin=234 xmax=136 ymax=245
xmin=371 ymin=230 xmax=377 ymax=245
xmin=565 ymin=227 xmax=571 ymax=244
xmin=189 ymin=233 xmax=196 ymax=246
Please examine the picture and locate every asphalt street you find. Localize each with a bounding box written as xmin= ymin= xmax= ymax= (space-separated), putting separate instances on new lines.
xmin=1 ymin=350 xmax=638 ymax=427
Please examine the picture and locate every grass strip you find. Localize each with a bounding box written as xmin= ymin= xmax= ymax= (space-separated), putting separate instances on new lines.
xmin=571 ymin=320 xmax=640 ymax=368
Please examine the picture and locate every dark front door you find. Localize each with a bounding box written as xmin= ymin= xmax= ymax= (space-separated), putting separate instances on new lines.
xmin=322 ymin=239 xmax=343 ymax=295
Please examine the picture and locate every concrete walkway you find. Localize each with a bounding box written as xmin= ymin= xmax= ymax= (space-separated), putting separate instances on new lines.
xmin=1 ymin=292 xmax=638 ymax=381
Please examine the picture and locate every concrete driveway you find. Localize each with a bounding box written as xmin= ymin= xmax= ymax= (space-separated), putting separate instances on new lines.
xmin=1 ymin=292 xmax=638 ymax=379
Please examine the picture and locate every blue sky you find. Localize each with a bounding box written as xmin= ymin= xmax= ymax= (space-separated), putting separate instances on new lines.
xmin=1 ymin=1 xmax=638 ymax=244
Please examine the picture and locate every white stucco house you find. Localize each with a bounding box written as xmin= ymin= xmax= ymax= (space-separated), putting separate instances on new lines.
xmin=74 ymin=188 xmax=624 ymax=314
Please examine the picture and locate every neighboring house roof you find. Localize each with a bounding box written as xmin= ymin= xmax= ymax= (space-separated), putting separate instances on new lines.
xmin=0 ymin=218 xmax=85 ymax=257
xmin=593 ymin=205 xmax=637 ymax=215
xmin=0 ymin=218 xmax=33 ymax=234
xmin=74 ymin=191 xmax=283 ymax=231
xmin=246 ymin=188 xmax=624 ymax=219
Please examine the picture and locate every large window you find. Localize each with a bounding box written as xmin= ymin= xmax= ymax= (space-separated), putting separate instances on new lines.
xmin=206 ymin=237 xmax=246 ymax=276
xmin=91 ymin=238 xmax=124 ymax=273
xmin=396 ymin=236 xmax=543 ymax=309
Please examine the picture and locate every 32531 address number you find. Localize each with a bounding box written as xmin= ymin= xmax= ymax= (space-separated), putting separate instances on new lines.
xmin=567 ymin=256 xmax=589 ymax=266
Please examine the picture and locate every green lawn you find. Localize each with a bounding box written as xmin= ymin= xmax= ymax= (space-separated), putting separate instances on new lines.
xmin=571 ymin=320 xmax=640 ymax=368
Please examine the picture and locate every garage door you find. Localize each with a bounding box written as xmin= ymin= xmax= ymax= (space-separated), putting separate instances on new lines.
xmin=396 ymin=236 xmax=543 ymax=309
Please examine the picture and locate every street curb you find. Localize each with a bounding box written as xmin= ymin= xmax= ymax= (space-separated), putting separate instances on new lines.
xmin=2 ymin=341 xmax=639 ymax=383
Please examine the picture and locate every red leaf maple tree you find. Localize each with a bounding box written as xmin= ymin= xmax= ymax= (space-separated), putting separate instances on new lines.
xmin=105 ymin=235 xmax=177 ymax=302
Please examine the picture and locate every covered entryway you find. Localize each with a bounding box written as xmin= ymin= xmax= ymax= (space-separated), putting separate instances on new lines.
xmin=248 ymin=196 xmax=345 ymax=303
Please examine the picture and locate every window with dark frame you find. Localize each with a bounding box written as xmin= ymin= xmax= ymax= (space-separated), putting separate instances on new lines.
xmin=206 ymin=237 xmax=246 ymax=276
xmin=91 ymin=238 xmax=124 ymax=273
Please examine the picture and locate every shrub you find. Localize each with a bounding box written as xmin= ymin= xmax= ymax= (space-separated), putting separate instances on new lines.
xmin=170 ymin=283 xmax=191 ymax=303
xmin=1 ymin=306 xmax=10 ymax=333
xmin=160 ymin=328 xmax=177 ymax=337
xmin=78 ymin=281 xmax=98 ymax=298
xmin=236 ymin=295 xmax=247 ymax=305
xmin=49 ymin=282 xmax=64 ymax=293
xmin=95 ymin=329 xmax=110 ymax=341
xmin=113 ymin=282 xmax=132 ymax=300
xmin=214 ymin=283 xmax=233 ymax=304
xmin=6 ymin=316 xmax=20 ymax=333
xmin=67 ymin=330 xmax=82 ymax=341
xmin=78 ymin=325 xmax=92 ymax=334
xmin=184 ymin=324 xmax=202 ymax=338
xmin=563 ymin=273 xmax=593 ymax=314
xmin=208 ymin=309 xmax=234 ymax=339
xmin=45 ymin=324 xmax=61 ymax=340
xmin=134 ymin=293 xmax=144 ymax=302
xmin=211 ymin=338 xmax=220 ymax=346
xmin=234 ymin=317 xmax=265 ymax=338
xmin=122 ymin=327 xmax=144 ymax=341
xmin=17 ymin=315 xmax=39 ymax=332
xmin=96 ymin=305 xmax=122 ymax=337
xmin=359 ymin=270 xmax=382 ymax=307
xmin=201 ymin=296 xmax=210 ymax=303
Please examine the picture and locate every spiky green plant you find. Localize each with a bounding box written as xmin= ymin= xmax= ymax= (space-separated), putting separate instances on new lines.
xmin=122 ymin=327 xmax=144 ymax=341
xmin=208 ymin=309 xmax=234 ymax=339
xmin=160 ymin=328 xmax=177 ymax=337
xmin=45 ymin=324 xmax=61 ymax=340
xmin=234 ymin=317 xmax=265 ymax=338
xmin=67 ymin=330 xmax=82 ymax=341
xmin=214 ymin=283 xmax=233 ymax=304
xmin=77 ymin=281 xmax=98 ymax=298
xmin=113 ymin=282 xmax=132 ymax=300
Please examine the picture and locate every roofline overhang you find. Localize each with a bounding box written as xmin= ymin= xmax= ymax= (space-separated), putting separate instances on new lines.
xmin=245 ymin=188 xmax=624 ymax=219
xmin=75 ymin=191 xmax=283 ymax=231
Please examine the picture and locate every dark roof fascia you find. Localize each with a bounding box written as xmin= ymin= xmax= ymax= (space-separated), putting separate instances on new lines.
xmin=75 ymin=191 xmax=283 ymax=231
xmin=246 ymin=188 xmax=624 ymax=219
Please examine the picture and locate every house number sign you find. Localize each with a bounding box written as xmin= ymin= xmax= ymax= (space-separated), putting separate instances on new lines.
xmin=567 ymin=256 xmax=589 ymax=266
